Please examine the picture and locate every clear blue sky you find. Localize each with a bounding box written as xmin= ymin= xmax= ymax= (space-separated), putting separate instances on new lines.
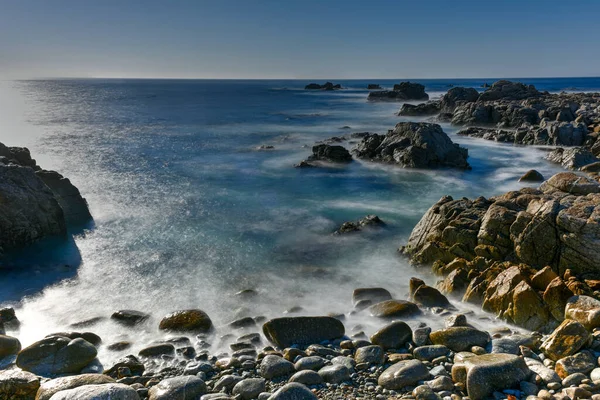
xmin=1 ymin=0 xmax=599 ymax=79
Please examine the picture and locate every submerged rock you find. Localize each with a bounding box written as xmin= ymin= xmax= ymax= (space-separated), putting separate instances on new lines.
xmin=262 ymin=317 xmax=344 ymax=348
xmin=334 ymin=215 xmax=385 ymax=234
xmin=352 ymin=122 xmax=469 ymax=169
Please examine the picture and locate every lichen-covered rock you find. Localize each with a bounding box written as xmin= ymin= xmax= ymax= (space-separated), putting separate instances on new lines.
xmin=429 ymin=327 xmax=490 ymax=352
xmin=36 ymin=374 xmax=115 ymax=400
xmin=564 ymin=295 xmax=600 ymax=331
xmin=262 ymin=317 xmax=344 ymax=348
xmin=555 ymin=350 xmax=597 ymax=379
xmin=540 ymin=320 xmax=591 ymax=361
xmin=353 ymin=122 xmax=469 ymax=169
xmin=0 ymin=369 xmax=40 ymax=400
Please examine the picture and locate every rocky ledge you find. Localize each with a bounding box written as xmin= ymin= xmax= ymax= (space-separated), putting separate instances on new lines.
xmin=352 ymin=122 xmax=470 ymax=169
xmin=0 ymin=142 xmax=92 ymax=256
xmin=368 ymin=82 xmax=429 ymax=102
xmin=401 ymin=171 xmax=600 ymax=333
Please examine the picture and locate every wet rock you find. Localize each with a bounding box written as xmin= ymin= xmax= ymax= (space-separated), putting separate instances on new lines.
xmin=354 ymin=345 xmax=384 ymax=365
xmin=267 ymin=382 xmax=318 ymax=400
xmin=369 ymin=299 xmax=421 ymax=318
xmin=430 ymin=327 xmax=490 ymax=352
xmin=307 ymin=144 xmax=352 ymax=163
xmin=565 ymin=295 xmax=600 ymax=330
xmin=106 ymin=341 xmax=132 ymax=352
xmin=294 ymin=356 xmax=326 ymax=371
xmin=519 ymin=170 xmax=545 ymax=182
xmin=159 ymin=309 xmax=213 ymax=333
xmin=0 ymin=308 xmax=20 ymax=330
xmin=49 ymin=383 xmax=138 ymax=400
xmin=555 ymin=350 xmax=597 ymax=378
xmin=262 ymin=317 xmax=344 ymax=348
xmin=540 ymin=320 xmax=591 ymax=361
xmin=111 ymin=310 xmax=150 ymax=327
xmin=35 ymin=169 xmax=92 ymax=225
xmin=445 ymin=314 xmax=469 ymax=328
xmin=260 ymin=355 xmax=295 ymax=379
xmin=413 ymin=345 xmax=450 ymax=361
xmin=370 ymin=321 xmax=412 ymax=349
xmin=352 ymin=287 xmax=392 ymax=306
xmin=489 ymin=338 xmax=519 ymax=355
xmin=426 ymin=375 xmax=454 ymax=392
xmin=440 ymin=87 xmax=479 ymax=113
xmin=16 ymin=336 xmax=97 ymax=376
xmin=46 ymin=331 xmax=101 ymax=347
xmin=148 ymin=376 xmax=207 ymax=400
xmin=36 ymin=374 xmax=115 ymax=400
xmin=413 ymin=327 xmax=432 ymax=347
xmin=213 ymin=375 xmax=243 ymax=392
xmin=138 ymin=343 xmax=175 ymax=358
xmin=232 ymin=378 xmax=266 ymax=400
xmin=451 ymin=353 xmax=529 ymax=400
xmin=104 ymin=355 xmax=145 ymax=378
xmin=0 ymin=369 xmax=39 ymax=400
xmin=0 ymin=335 xmax=21 ymax=358
xmin=412 ymin=284 xmax=452 ymax=308
xmin=353 ymin=122 xmax=469 ymax=169
xmin=318 ymin=364 xmax=351 ymax=383
xmin=524 ymin=357 xmax=561 ymax=384
xmin=335 ymin=215 xmax=385 ymax=234
xmin=378 ymin=359 xmax=431 ymax=389
xmin=289 ymin=370 xmax=323 ymax=385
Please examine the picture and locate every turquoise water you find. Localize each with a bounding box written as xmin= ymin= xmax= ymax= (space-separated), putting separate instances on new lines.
xmin=0 ymin=78 xmax=592 ymax=361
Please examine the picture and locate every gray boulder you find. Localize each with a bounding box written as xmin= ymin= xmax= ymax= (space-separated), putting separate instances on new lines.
xmin=268 ymin=383 xmax=318 ymax=400
xmin=260 ymin=355 xmax=295 ymax=379
xmin=232 ymin=378 xmax=266 ymax=400
xmin=36 ymin=374 xmax=115 ymax=400
xmin=49 ymin=383 xmax=138 ymax=400
xmin=16 ymin=336 xmax=97 ymax=376
xmin=148 ymin=376 xmax=207 ymax=400
xmin=262 ymin=317 xmax=344 ymax=348
xmin=370 ymin=321 xmax=412 ymax=350
xmin=546 ymin=147 xmax=599 ymax=169
xmin=378 ymin=359 xmax=431 ymax=390
xmin=318 ymin=364 xmax=350 ymax=383
xmin=440 ymin=87 xmax=479 ymax=113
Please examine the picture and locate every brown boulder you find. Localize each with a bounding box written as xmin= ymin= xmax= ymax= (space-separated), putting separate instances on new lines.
xmin=159 ymin=309 xmax=213 ymax=333
xmin=540 ymin=320 xmax=591 ymax=361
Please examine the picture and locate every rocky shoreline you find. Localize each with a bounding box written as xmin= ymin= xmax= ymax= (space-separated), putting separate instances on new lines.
xmin=2 ymin=81 xmax=600 ymax=399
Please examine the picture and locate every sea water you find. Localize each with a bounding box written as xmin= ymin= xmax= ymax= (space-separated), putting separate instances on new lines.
xmin=0 ymin=78 xmax=598 ymax=363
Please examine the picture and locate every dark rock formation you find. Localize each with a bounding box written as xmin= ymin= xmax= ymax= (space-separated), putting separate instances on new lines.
xmin=368 ymin=82 xmax=429 ymax=101
xmin=352 ymin=122 xmax=469 ymax=169
xmin=334 ymin=215 xmax=385 ymax=234
xmin=305 ymin=82 xmax=341 ymax=90
xmin=308 ymin=144 xmax=352 ymax=163
xmin=398 ymin=101 xmax=441 ymax=116
xmin=440 ymin=87 xmax=479 ymax=114
xmin=367 ymin=84 xmax=382 ymax=90
xmin=519 ymin=170 xmax=544 ymax=182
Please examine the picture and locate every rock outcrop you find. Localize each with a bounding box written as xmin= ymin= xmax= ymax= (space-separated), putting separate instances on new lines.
xmin=401 ymin=172 xmax=600 ymax=331
xmin=352 ymin=122 xmax=469 ymax=169
xmin=368 ymin=82 xmax=429 ymax=101
xmin=305 ymin=82 xmax=341 ymax=90
xmin=398 ymin=101 xmax=441 ymax=116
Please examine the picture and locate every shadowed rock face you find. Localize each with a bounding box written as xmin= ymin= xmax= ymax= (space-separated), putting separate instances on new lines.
xmin=352 ymin=122 xmax=469 ymax=169
xmin=368 ymin=82 xmax=429 ymax=101
xmin=0 ymin=142 xmax=92 ymax=256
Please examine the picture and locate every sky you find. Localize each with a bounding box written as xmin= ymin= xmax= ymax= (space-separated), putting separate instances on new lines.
xmin=1 ymin=0 xmax=599 ymax=79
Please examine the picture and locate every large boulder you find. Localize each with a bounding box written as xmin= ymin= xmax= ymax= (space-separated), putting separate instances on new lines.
xmin=35 ymin=170 xmax=92 ymax=225
xmin=352 ymin=287 xmax=392 ymax=306
xmin=565 ymin=295 xmax=600 ymax=330
xmin=16 ymin=336 xmax=97 ymax=376
xmin=352 ymin=122 xmax=469 ymax=169
xmin=262 ymin=317 xmax=344 ymax=348
xmin=36 ymin=374 xmax=115 ymax=400
xmin=370 ymin=321 xmax=412 ymax=350
xmin=0 ymin=165 xmax=66 ymax=255
xmin=267 ymin=382 xmax=318 ymax=400
xmin=260 ymin=355 xmax=295 ymax=379
xmin=49 ymin=383 xmax=139 ymax=400
xmin=378 ymin=359 xmax=431 ymax=389
xmin=307 ymin=144 xmax=352 ymax=163
xmin=451 ymin=354 xmax=530 ymax=400
xmin=158 ymin=309 xmax=213 ymax=333
xmin=0 ymin=335 xmax=21 ymax=358
xmin=369 ymin=300 xmax=421 ymax=318
xmin=0 ymin=369 xmax=40 ymax=400
xmin=148 ymin=376 xmax=207 ymax=400
xmin=440 ymin=87 xmax=479 ymax=113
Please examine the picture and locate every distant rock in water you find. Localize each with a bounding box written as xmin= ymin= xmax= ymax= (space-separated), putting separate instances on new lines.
xmin=352 ymin=122 xmax=469 ymax=169
xmin=368 ymin=82 xmax=429 ymax=101
xmin=398 ymin=101 xmax=441 ymax=116
xmin=367 ymin=84 xmax=382 ymax=90
xmin=519 ymin=170 xmax=544 ymax=182
xmin=334 ymin=215 xmax=385 ymax=234
xmin=305 ymin=82 xmax=342 ymax=90
xmin=295 ymin=144 xmax=352 ymax=167
xmin=0 ymin=142 xmax=92 ymax=256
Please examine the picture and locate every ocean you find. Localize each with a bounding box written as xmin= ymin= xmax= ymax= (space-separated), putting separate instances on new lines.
xmin=0 ymin=77 xmax=597 ymax=363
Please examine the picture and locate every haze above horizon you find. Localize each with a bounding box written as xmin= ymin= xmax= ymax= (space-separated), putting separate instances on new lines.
xmin=1 ymin=0 xmax=599 ymax=80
